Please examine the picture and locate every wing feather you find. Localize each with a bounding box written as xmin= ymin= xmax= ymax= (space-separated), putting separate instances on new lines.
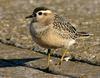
xmin=53 ymin=14 xmax=77 ymax=39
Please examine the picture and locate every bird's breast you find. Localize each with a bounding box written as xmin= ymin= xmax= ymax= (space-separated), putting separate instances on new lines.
xmin=30 ymin=24 xmax=65 ymax=48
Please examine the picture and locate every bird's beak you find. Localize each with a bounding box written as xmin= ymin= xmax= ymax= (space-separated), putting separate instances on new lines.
xmin=25 ymin=15 xmax=33 ymax=19
xmin=25 ymin=14 xmax=37 ymax=22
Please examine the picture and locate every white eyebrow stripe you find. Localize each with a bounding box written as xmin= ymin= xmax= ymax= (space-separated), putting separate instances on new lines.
xmin=38 ymin=10 xmax=52 ymax=13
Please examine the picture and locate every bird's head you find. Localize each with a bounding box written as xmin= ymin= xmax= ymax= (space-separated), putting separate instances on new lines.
xmin=26 ymin=7 xmax=54 ymax=25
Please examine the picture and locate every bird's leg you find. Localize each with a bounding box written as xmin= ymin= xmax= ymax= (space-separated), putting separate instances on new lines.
xmin=56 ymin=49 xmax=70 ymax=65
xmin=47 ymin=49 xmax=51 ymax=68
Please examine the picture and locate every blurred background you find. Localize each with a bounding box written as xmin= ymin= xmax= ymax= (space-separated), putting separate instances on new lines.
xmin=0 ymin=0 xmax=100 ymax=78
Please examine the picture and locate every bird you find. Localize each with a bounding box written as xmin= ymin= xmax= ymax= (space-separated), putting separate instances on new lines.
xmin=26 ymin=6 xmax=92 ymax=68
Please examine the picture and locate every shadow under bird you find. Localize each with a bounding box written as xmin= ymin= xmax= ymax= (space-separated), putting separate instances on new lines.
xmin=26 ymin=7 xmax=93 ymax=69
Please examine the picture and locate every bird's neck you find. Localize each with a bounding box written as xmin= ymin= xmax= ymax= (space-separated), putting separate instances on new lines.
xmin=29 ymin=22 xmax=49 ymax=34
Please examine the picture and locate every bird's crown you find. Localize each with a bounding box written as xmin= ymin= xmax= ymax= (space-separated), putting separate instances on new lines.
xmin=33 ymin=7 xmax=49 ymax=14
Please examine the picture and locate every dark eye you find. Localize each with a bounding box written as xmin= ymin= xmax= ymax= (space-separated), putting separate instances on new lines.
xmin=38 ymin=12 xmax=42 ymax=15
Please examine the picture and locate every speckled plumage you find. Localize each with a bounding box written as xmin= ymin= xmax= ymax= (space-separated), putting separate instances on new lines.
xmin=26 ymin=7 xmax=91 ymax=66
xmin=53 ymin=14 xmax=77 ymax=39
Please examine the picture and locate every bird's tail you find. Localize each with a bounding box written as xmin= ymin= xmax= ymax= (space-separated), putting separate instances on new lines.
xmin=76 ymin=32 xmax=93 ymax=38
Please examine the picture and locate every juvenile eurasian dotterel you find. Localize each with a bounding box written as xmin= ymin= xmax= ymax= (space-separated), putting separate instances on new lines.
xmin=26 ymin=7 xmax=92 ymax=67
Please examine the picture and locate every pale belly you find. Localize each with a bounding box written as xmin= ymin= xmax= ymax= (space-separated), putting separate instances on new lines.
xmin=30 ymin=25 xmax=75 ymax=49
xmin=32 ymin=30 xmax=65 ymax=49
